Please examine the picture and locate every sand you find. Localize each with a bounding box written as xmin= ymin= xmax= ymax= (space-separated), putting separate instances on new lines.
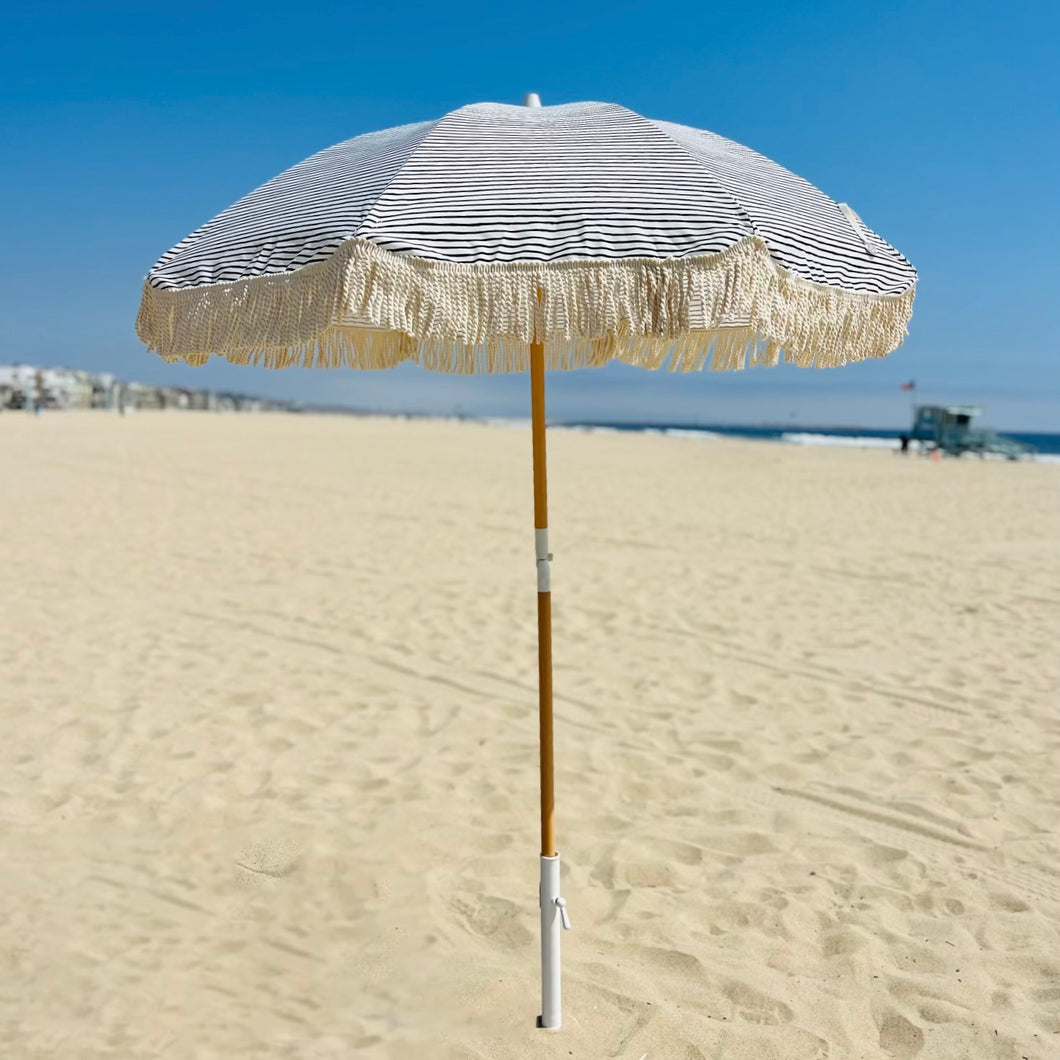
xmin=0 ymin=409 xmax=1057 ymax=1059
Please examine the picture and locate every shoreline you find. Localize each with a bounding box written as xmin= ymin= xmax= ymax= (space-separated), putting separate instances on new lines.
xmin=9 ymin=405 xmax=1059 ymax=463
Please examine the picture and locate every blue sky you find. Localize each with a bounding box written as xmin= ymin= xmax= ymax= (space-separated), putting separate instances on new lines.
xmin=2 ymin=0 xmax=1057 ymax=429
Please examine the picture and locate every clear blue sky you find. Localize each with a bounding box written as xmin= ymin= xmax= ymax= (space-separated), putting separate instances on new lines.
xmin=2 ymin=0 xmax=1057 ymax=429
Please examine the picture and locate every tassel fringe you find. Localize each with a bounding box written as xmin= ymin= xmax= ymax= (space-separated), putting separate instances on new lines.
xmin=136 ymin=237 xmax=915 ymax=373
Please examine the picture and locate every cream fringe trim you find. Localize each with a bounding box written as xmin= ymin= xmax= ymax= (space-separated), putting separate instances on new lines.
xmin=136 ymin=236 xmax=915 ymax=373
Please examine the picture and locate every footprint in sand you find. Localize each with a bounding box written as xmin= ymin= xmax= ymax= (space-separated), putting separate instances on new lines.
xmin=722 ymin=980 xmax=793 ymax=1025
xmin=468 ymin=828 xmax=513 ymax=854
xmin=876 ymin=1010 xmax=925 ymax=1059
xmin=235 ymin=839 xmax=302 ymax=885
xmin=448 ymin=894 xmax=533 ymax=950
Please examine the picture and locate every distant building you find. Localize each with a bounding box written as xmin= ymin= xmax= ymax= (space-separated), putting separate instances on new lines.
xmin=91 ymin=373 xmax=117 ymax=408
xmin=0 ymin=364 xmax=34 ymax=408
xmin=0 ymin=363 xmax=294 ymax=416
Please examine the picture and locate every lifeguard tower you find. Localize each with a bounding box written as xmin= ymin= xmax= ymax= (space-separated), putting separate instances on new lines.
xmin=911 ymin=405 xmax=1030 ymax=459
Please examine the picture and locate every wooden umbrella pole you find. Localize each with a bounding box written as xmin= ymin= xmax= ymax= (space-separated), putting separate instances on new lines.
xmin=531 ymin=333 xmax=566 ymax=1032
xmin=530 ymin=337 xmax=555 ymax=859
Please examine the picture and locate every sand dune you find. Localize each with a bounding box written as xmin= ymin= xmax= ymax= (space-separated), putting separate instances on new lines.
xmin=1 ymin=410 xmax=1057 ymax=1059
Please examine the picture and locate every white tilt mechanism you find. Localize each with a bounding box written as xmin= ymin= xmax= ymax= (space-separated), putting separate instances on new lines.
xmin=535 ymin=528 xmax=552 ymax=592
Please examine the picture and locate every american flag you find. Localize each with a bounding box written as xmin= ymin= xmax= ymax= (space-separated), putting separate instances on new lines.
xmin=900 ymin=380 xmax=916 ymax=391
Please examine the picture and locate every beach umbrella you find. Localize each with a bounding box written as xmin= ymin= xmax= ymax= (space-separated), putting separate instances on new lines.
xmin=136 ymin=95 xmax=916 ymax=1030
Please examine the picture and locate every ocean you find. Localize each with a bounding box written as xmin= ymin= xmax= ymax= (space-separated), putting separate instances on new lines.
xmin=549 ymin=421 xmax=1060 ymax=462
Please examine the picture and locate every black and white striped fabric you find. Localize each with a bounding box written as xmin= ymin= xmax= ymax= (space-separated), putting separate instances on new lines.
xmin=138 ymin=100 xmax=915 ymax=373
xmin=149 ymin=102 xmax=912 ymax=294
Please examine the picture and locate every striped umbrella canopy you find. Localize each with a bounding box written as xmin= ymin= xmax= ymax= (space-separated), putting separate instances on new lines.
xmin=136 ymin=97 xmax=916 ymax=1031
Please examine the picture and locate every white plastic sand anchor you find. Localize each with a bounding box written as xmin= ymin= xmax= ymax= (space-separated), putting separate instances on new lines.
xmin=538 ymin=853 xmax=569 ymax=1029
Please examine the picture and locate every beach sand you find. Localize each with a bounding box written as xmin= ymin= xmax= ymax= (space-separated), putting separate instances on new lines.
xmin=0 ymin=410 xmax=1057 ymax=1059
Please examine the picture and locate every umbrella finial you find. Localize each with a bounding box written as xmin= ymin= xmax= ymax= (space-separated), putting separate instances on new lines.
xmin=523 ymin=92 xmax=542 ymax=107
